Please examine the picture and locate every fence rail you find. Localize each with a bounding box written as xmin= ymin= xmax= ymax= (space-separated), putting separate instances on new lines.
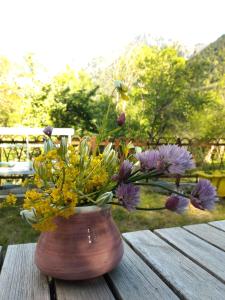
xmin=0 ymin=135 xmax=225 ymax=171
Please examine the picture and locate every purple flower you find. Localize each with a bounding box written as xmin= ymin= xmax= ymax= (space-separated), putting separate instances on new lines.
xmin=136 ymin=150 xmax=159 ymax=171
xmin=112 ymin=160 xmax=133 ymax=183
xmin=43 ymin=126 xmax=53 ymax=137
xmin=165 ymin=195 xmax=189 ymax=213
xmin=158 ymin=145 xmax=195 ymax=175
xmin=191 ymin=179 xmax=217 ymax=210
xmin=117 ymin=112 xmax=126 ymax=126
xmin=115 ymin=183 xmax=140 ymax=211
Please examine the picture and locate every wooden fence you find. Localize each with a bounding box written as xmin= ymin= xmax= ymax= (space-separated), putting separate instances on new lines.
xmin=0 ymin=133 xmax=225 ymax=170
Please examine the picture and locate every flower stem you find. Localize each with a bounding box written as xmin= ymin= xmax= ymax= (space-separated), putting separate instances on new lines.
xmin=134 ymin=181 xmax=190 ymax=198
xmin=109 ymin=201 xmax=165 ymax=211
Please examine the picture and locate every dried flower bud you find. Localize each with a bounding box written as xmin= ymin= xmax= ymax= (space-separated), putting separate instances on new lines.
xmin=117 ymin=112 xmax=126 ymax=126
xmin=43 ymin=126 xmax=53 ymax=137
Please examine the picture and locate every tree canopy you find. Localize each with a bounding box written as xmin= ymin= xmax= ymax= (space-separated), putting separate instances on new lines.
xmin=0 ymin=34 xmax=224 ymax=140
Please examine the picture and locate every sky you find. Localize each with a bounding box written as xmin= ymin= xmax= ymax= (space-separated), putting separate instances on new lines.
xmin=0 ymin=0 xmax=224 ymax=75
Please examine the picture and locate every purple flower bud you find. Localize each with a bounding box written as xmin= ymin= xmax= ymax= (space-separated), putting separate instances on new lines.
xmin=113 ymin=160 xmax=133 ymax=183
xmin=191 ymin=179 xmax=217 ymax=210
xmin=135 ymin=150 xmax=159 ymax=171
xmin=117 ymin=112 xmax=126 ymax=126
xmin=165 ymin=195 xmax=189 ymax=213
xmin=115 ymin=183 xmax=140 ymax=211
xmin=43 ymin=126 xmax=53 ymax=137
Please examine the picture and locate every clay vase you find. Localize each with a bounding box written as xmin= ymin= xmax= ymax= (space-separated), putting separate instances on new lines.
xmin=35 ymin=205 xmax=124 ymax=280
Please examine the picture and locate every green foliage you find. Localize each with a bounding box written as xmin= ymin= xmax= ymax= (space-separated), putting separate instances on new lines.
xmin=0 ymin=34 xmax=224 ymax=140
xmin=50 ymin=87 xmax=99 ymax=134
xmin=0 ymin=56 xmax=23 ymax=126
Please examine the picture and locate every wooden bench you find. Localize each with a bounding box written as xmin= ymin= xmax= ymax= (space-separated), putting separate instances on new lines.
xmin=1 ymin=220 xmax=225 ymax=299
xmin=0 ymin=127 xmax=74 ymax=180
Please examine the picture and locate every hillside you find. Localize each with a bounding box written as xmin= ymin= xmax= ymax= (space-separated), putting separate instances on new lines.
xmin=189 ymin=34 xmax=225 ymax=84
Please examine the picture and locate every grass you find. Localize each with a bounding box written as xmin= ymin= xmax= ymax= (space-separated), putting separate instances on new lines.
xmin=0 ymin=187 xmax=225 ymax=250
xmin=113 ymin=188 xmax=225 ymax=232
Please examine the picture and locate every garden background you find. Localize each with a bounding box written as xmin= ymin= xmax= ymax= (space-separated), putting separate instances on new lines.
xmin=0 ymin=32 xmax=225 ymax=248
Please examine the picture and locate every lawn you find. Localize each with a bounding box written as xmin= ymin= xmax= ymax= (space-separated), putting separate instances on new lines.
xmin=0 ymin=187 xmax=225 ymax=251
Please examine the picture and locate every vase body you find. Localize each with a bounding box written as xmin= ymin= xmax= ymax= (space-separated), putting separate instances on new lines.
xmin=35 ymin=205 xmax=124 ymax=280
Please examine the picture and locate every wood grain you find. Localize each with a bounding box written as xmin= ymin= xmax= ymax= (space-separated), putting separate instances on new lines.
xmin=209 ymin=220 xmax=225 ymax=231
xmin=155 ymin=226 xmax=225 ymax=283
xmin=0 ymin=245 xmax=2 ymax=270
xmin=55 ymin=277 xmax=115 ymax=300
xmin=124 ymin=230 xmax=225 ymax=300
xmin=107 ymin=242 xmax=178 ymax=300
xmin=0 ymin=244 xmax=50 ymax=300
xmin=184 ymin=223 xmax=225 ymax=251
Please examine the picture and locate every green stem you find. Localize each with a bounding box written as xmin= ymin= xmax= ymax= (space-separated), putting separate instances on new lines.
xmin=109 ymin=201 xmax=166 ymax=211
xmin=134 ymin=181 xmax=189 ymax=198
xmin=60 ymin=167 xmax=66 ymax=191
xmin=77 ymin=190 xmax=96 ymax=204
xmin=127 ymin=169 xmax=163 ymax=183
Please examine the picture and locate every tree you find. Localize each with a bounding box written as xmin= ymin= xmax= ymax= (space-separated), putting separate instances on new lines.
xmin=50 ymin=87 xmax=99 ymax=134
xmin=0 ymin=56 xmax=22 ymax=126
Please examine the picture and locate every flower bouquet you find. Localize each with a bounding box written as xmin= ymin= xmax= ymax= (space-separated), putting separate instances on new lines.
xmin=1 ymin=81 xmax=217 ymax=280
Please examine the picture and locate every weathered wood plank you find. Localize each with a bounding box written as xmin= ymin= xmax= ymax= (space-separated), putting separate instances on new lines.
xmin=0 ymin=245 xmax=2 ymax=270
xmin=55 ymin=277 xmax=115 ymax=300
xmin=209 ymin=220 xmax=225 ymax=231
xmin=107 ymin=242 xmax=178 ymax=300
xmin=124 ymin=230 xmax=225 ymax=300
xmin=184 ymin=223 xmax=225 ymax=251
xmin=0 ymin=244 xmax=50 ymax=300
xmin=155 ymin=227 xmax=225 ymax=283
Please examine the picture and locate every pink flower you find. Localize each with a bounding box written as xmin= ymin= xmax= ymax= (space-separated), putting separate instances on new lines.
xmin=112 ymin=160 xmax=133 ymax=183
xmin=165 ymin=195 xmax=189 ymax=213
xmin=158 ymin=145 xmax=195 ymax=175
xmin=191 ymin=179 xmax=217 ymax=210
xmin=116 ymin=183 xmax=140 ymax=211
xmin=136 ymin=150 xmax=159 ymax=171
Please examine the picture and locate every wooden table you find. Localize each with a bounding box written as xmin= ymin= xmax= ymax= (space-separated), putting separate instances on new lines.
xmin=1 ymin=220 xmax=225 ymax=300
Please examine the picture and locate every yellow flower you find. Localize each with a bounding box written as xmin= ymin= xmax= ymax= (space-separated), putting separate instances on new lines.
xmin=5 ymin=194 xmax=17 ymax=205
xmin=34 ymin=175 xmax=43 ymax=188
xmin=46 ymin=149 xmax=58 ymax=160
xmin=51 ymin=188 xmax=61 ymax=203
xmin=32 ymin=218 xmax=57 ymax=232
xmin=57 ymin=207 xmax=75 ymax=219
xmin=34 ymin=154 xmax=45 ymax=163
xmin=25 ymin=190 xmax=42 ymax=201
xmin=63 ymin=190 xmax=77 ymax=204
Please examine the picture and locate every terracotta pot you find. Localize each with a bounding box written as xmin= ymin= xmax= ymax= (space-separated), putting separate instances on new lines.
xmin=35 ymin=205 xmax=124 ymax=280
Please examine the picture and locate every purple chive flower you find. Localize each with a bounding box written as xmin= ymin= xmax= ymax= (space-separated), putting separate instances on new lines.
xmin=112 ymin=160 xmax=133 ymax=183
xmin=158 ymin=145 xmax=195 ymax=175
xmin=165 ymin=195 xmax=189 ymax=213
xmin=43 ymin=126 xmax=53 ymax=137
xmin=115 ymin=183 xmax=140 ymax=211
xmin=191 ymin=179 xmax=217 ymax=210
xmin=136 ymin=150 xmax=159 ymax=171
xmin=117 ymin=112 xmax=126 ymax=126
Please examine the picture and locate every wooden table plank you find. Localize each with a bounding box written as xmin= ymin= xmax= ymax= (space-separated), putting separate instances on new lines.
xmin=184 ymin=223 xmax=225 ymax=251
xmin=0 ymin=245 xmax=2 ymax=270
xmin=155 ymin=227 xmax=225 ymax=283
xmin=107 ymin=242 xmax=179 ymax=300
xmin=55 ymin=277 xmax=115 ymax=300
xmin=209 ymin=220 xmax=225 ymax=231
xmin=124 ymin=230 xmax=225 ymax=300
xmin=0 ymin=244 xmax=50 ymax=300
